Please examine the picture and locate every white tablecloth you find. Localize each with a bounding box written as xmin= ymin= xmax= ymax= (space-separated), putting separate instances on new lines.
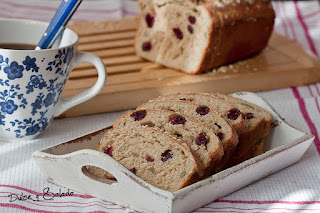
xmin=0 ymin=0 xmax=319 ymax=212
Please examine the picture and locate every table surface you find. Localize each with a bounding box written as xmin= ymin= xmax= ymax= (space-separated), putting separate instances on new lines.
xmin=0 ymin=0 xmax=319 ymax=213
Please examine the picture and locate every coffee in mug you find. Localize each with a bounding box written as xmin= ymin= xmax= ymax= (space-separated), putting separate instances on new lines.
xmin=0 ymin=43 xmax=36 ymax=50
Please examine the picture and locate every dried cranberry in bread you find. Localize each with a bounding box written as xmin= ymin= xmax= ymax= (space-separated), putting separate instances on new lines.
xmin=136 ymin=0 xmax=275 ymax=74
xmin=89 ymin=126 xmax=203 ymax=192
xmin=136 ymin=100 xmax=238 ymax=171
xmin=113 ymin=109 xmax=223 ymax=176
xmin=152 ymin=92 xmax=247 ymax=134
xmin=211 ymin=93 xmax=271 ymax=159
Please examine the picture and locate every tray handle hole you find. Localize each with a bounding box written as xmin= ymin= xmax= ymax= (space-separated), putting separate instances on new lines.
xmin=82 ymin=165 xmax=118 ymax=185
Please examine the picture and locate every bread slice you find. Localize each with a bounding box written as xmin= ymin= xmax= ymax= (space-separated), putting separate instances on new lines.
xmin=211 ymin=93 xmax=272 ymax=159
xmin=89 ymin=126 xmax=204 ymax=192
xmin=136 ymin=100 xmax=238 ymax=172
xmin=113 ymin=109 xmax=223 ymax=176
xmin=136 ymin=0 xmax=275 ymax=74
xmin=151 ymin=92 xmax=247 ymax=134
xmin=227 ymin=138 xmax=264 ymax=167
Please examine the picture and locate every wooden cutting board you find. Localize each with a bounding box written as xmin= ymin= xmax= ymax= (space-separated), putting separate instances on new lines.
xmin=60 ymin=16 xmax=320 ymax=118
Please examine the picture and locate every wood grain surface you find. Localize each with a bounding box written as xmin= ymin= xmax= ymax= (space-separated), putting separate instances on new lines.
xmin=60 ymin=16 xmax=320 ymax=118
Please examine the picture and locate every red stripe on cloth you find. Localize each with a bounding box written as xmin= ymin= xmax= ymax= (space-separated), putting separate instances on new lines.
xmin=1 ymin=0 xmax=122 ymax=14
xmin=274 ymin=2 xmax=290 ymax=38
xmin=303 ymin=10 xmax=320 ymax=19
xmin=307 ymin=85 xmax=320 ymax=115
xmin=79 ymin=8 xmax=122 ymax=15
xmin=0 ymin=7 xmax=51 ymax=21
xmin=0 ymin=192 xmax=115 ymax=208
xmin=281 ymin=2 xmax=297 ymax=41
xmin=315 ymin=84 xmax=320 ymax=96
xmin=0 ymin=195 xmax=115 ymax=209
xmin=199 ymin=206 xmax=320 ymax=211
xmin=1 ymin=0 xmax=57 ymax=11
xmin=0 ymin=192 xmax=114 ymax=208
xmin=0 ymin=185 xmax=126 ymax=210
xmin=292 ymin=87 xmax=320 ymax=154
xmin=308 ymin=85 xmax=315 ymax=97
xmin=308 ymin=24 xmax=320 ymax=29
xmin=215 ymin=199 xmax=320 ymax=205
xmin=0 ymin=185 xmax=94 ymax=199
xmin=195 ymin=210 xmax=287 ymax=213
xmin=294 ymin=2 xmax=319 ymax=56
xmin=194 ymin=211 xmax=277 ymax=213
xmin=123 ymin=9 xmax=140 ymax=16
xmin=279 ymin=2 xmax=292 ymax=39
xmin=0 ymin=203 xmax=108 ymax=213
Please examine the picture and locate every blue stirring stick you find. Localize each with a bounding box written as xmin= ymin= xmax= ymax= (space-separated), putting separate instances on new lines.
xmin=36 ymin=0 xmax=82 ymax=50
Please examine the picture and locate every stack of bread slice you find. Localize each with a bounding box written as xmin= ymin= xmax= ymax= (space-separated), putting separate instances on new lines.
xmin=89 ymin=93 xmax=272 ymax=192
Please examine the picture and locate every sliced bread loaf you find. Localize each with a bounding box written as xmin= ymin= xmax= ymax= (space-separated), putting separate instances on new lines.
xmin=89 ymin=126 xmax=204 ymax=192
xmin=136 ymin=100 xmax=238 ymax=171
xmin=113 ymin=109 xmax=223 ymax=176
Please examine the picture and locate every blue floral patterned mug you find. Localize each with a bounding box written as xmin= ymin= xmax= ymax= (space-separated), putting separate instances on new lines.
xmin=0 ymin=19 xmax=106 ymax=141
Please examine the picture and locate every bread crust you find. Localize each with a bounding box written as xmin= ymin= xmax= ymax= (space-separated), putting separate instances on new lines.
xmin=196 ymin=17 xmax=274 ymax=73
xmin=227 ymin=138 xmax=264 ymax=167
xmin=193 ymin=0 xmax=275 ymax=73
xmin=233 ymin=119 xmax=267 ymax=158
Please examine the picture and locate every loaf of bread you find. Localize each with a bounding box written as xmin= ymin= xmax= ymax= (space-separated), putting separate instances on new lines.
xmin=136 ymin=100 xmax=238 ymax=171
xmin=135 ymin=0 xmax=275 ymax=74
xmin=89 ymin=126 xmax=204 ymax=192
xmin=113 ymin=109 xmax=224 ymax=176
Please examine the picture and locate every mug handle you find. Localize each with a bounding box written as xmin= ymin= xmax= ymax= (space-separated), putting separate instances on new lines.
xmin=54 ymin=51 xmax=107 ymax=117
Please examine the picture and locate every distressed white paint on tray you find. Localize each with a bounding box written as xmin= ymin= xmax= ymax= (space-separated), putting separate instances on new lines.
xmin=33 ymin=92 xmax=314 ymax=213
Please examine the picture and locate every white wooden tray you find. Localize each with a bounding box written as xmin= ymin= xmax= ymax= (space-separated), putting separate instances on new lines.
xmin=33 ymin=92 xmax=314 ymax=213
